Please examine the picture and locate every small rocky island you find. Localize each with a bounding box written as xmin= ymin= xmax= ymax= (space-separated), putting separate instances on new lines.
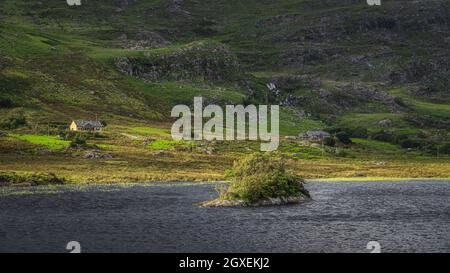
xmin=200 ymin=153 xmax=311 ymax=207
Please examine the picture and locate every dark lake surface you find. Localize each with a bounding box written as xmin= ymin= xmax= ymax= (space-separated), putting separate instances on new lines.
xmin=1 ymin=180 xmax=449 ymax=253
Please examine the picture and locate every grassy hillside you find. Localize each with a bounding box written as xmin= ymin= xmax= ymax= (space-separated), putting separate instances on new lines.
xmin=0 ymin=0 xmax=449 ymax=183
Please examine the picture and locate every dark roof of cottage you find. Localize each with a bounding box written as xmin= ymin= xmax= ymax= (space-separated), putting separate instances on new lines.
xmin=73 ymin=120 xmax=104 ymax=128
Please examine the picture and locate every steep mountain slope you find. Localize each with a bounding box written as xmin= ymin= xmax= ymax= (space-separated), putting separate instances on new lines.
xmin=0 ymin=0 xmax=449 ymax=149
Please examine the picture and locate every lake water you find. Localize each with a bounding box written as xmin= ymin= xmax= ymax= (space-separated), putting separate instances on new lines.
xmin=0 ymin=180 xmax=449 ymax=253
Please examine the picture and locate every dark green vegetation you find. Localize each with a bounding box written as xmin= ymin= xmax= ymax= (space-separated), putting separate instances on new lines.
xmin=0 ymin=171 xmax=65 ymax=187
xmin=220 ymin=153 xmax=310 ymax=204
xmin=1 ymin=0 xmax=449 ymax=148
xmin=0 ymin=0 xmax=449 ymax=183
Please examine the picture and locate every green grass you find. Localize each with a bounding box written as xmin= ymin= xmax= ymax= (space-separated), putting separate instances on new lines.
xmin=352 ymin=138 xmax=401 ymax=152
xmin=0 ymin=0 xmax=449 ymax=186
xmin=147 ymin=139 xmax=195 ymax=150
xmin=388 ymin=87 xmax=450 ymax=119
xmin=280 ymin=109 xmax=325 ymax=136
xmin=128 ymin=78 xmax=246 ymax=106
xmin=86 ymin=40 xmax=220 ymax=60
xmin=337 ymin=113 xmax=413 ymax=133
xmin=10 ymin=134 xmax=70 ymax=150
xmin=95 ymin=144 xmax=115 ymax=150
xmin=128 ymin=127 xmax=171 ymax=137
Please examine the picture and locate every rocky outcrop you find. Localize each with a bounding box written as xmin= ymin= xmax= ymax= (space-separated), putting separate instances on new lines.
xmin=83 ymin=151 xmax=113 ymax=159
xmin=269 ymin=75 xmax=398 ymax=114
xmin=166 ymin=0 xmax=190 ymax=16
xmin=278 ymin=47 xmax=346 ymax=68
xmin=378 ymin=119 xmax=393 ymax=127
xmin=114 ymin=0 xmax=138 ymax=13
xmin=114 ymin=41 xmax=240 ymax=82
xmin=115 ymin=31 xmax=171 ymax=50
xmin=271 ymin=74 xmax=322 ymax=90
xmin=200 ymin=195 xmax=310 ymax=207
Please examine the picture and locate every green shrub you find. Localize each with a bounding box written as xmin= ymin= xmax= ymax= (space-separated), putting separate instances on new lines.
xmin=60 ymin=130 xmax=105 ymax=141
xmin=0 ymin=98 xmax=14 ymax=108
xmin=0 ymin=109 xmax=27 ymax=129
xmin=394 ymin=97 xmax=407 ymax=107
xmin=393 ymin=133 xmax=410 ymax=144
xmin=399 ymin=138 xmax=422 ymax=149
xmin=334 ymin=148 xmax=349 ymax=157
xmin=325 ymin=127 xmax=343 ymax=134
xmin=69 ymin=134 xmax=87 ymax=148
xmin=438 ymin=142 xmax=450 ymax=155
xmin=371 ymin=130 xmax=395 ymax=143
xmin=220 ymin=153 xmax=309 ymax=203
xmin=335 ymin=131 xmax=352 ymax=145
xmin=422 ymin=142 xmax=438 ymax=154
xmin=350 ymin=127 xmax=368 ymax=138
xmin=324 ymin=136 xmax=336 ymax=147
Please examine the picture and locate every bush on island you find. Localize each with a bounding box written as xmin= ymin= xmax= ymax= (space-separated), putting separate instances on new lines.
xmin=213 ymin=152 xmax=310 ymax=206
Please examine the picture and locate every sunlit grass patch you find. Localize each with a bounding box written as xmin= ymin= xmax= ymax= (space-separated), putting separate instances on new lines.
xmin=147 ymin=139 xmax=195 ymax=150
xmin=128 ymin=127 xmax=171 ymax=137
xmin=10 ymin=134 xmax=70 ymax=150
xmin=352 ymin=138 xmax=401 ymax=151
xmin=337 ymin=112 xmax=416 ymax=134
xmin=96 ymin=144 xmax=115 ymax=150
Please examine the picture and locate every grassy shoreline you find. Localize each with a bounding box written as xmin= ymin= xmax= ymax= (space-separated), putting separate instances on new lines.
xmin=308 ymin=177 xmax=450 ymax=182
xmin=1 ymin=124 xmax=449 ymax=186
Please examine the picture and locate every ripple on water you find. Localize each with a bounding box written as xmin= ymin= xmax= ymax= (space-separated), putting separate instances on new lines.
xmin=0 ymin=180 xmax=449 ymax=253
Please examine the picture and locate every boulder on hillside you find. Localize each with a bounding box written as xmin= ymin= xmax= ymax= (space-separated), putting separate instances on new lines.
xmin=378 ymin=119 xmax=393 ymax=127
xmin=115 ymin=31 xmax=171 ymax=50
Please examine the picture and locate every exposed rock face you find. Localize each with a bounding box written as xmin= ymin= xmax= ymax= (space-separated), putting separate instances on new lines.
xmin=166 ymin=0 xmax=190 ymax=15
xmin=278 ymin=47 xmax=345 ymax=68
xmin=114 ymin=42 xmax=240 ymax=82
xmin=270 ymin=75 xmax=398 ymax=114
xmin=200 ymin=195 xmax=310 ymax=207
xmin=115 ymin=31 xmax=171 ymax=50
xmin=114 ymin=0 xmax=137 ymax=13
xmin=271 ymin=74 xmax=322 ymax=90
xmin=378 ymin=119 xmax=393 ymax=127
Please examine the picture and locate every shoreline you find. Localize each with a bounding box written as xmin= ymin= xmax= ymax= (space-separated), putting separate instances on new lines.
xmin=308 ymin=177 xmax=450 ymax=182
xmin=1 ymin=177 xmax=450 ymax=190
xmin=2 ymin=176 xmax=450 ymax=187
